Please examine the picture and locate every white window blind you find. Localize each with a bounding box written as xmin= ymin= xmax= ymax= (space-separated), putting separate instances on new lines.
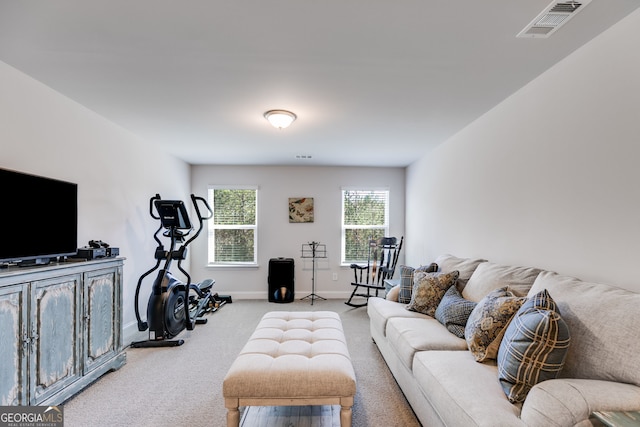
xmin=207 ymin=187 xmax=258 ymax=265
xmin=341 ymin=189 xmax=389 ymax=264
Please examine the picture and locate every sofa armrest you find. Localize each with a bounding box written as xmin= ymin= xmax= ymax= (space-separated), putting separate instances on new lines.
xmin=521 ymin=378 xmax=640 ymax=426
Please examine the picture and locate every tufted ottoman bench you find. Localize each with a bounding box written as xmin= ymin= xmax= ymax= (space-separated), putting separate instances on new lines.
xmin=223 ymin=311 xmax=357 ymax=427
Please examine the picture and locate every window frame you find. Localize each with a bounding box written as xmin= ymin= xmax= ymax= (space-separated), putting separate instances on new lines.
xmin=341 ymin=187 xmax=390 ymax=266
xmin=207 ymin=185 xmax=258 ymax=267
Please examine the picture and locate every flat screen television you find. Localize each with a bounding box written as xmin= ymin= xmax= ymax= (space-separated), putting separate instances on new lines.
xmin=0 ymin=167 xmax=78 ymax=266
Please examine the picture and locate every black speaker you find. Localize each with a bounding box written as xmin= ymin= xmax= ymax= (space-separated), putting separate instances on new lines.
xmin=268 ymin=257 xmax=295 ymax=303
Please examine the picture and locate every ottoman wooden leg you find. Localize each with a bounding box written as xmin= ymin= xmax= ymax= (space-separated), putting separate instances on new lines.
xmin=340 ymin=396 xmax=354 ymax=427
xmin=225 ymin=398 xmax=240 ymax=427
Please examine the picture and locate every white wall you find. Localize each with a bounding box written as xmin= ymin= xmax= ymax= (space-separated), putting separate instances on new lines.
xmin=0 ymin=60 xmax=191 ymax=339
xmin=406 ymin=9 xmax=640 ymax=292
xmin=190 ymin=165 xmax=405 ymax=299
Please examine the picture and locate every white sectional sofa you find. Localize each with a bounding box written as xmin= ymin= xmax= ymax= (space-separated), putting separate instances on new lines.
xmin=368 ymin=254 xmax=640 ymax=427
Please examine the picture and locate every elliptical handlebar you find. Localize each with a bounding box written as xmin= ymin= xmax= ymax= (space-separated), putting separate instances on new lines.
xmin=173 ymin=194 xmax=212 ymax=331
xmin=149 ymin=194 xmax=165 ymax=249
xmin=183 ymin=194 xmax=213 ymax=248
xmin=134 ymin=195 xmax=164 ymax=332
xmin=149 ymin=194 xmax=162 ymax=220
xmin=191 ymin=194 xmax=213 ymax=222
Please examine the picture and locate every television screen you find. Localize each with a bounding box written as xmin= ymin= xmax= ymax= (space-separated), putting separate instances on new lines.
xmin=0 ymin=168 xmax=78 ymax=265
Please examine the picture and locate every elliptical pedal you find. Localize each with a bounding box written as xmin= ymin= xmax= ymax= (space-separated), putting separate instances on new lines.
xmin=199 ymin=278 xmax=215 ymax=293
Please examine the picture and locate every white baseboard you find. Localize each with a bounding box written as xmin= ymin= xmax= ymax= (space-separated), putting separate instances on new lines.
xmin=124 ymin=321 xmax=148 ymax=346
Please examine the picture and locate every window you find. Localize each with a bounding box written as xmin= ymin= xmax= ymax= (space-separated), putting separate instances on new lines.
xmin=207 ymin=186 xmax=257 ymax=265
xmin=341 ymin=189 xmax=389 ymax=264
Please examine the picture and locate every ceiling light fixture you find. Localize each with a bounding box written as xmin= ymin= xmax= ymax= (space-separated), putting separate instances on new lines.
xmin=264 ymin=110 xmax=297 ymax=129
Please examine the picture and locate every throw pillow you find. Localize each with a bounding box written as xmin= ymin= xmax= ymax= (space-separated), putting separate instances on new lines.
xmin=398 ymin=265 xmax=415 ymax=304
xmin=497 ymin=289 xmax=571 ymax=403
xmin=406 ymin=270 xmax=459 ymax=317
xmin=398 ymin=263 xmax=438 ymax=304
xmin=386 ymin=284 xmax=400 ymax=302
xmin=434 ymin=285 xmax=477 ymax=338
xmin=465 ymin=287 xmax=526 ymax=362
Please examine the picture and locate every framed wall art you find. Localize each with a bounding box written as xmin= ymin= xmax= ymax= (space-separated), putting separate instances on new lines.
xmin=289 ymin=197 xmax=314 ymax=223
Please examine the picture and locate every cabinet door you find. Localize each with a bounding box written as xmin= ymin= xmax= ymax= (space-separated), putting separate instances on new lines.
xmin=30 ymin=274 xmax=81 ymax=405
xmin=83 ymin=267 xmax=119 ymax=373
xmin=0 ymin=284 xmax=28 ymax=405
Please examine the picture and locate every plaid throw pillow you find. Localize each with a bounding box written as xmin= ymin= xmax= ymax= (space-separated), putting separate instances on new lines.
xmin=434 ymin=285 xmax=477 ymax=338
xmin=398 ymin=263 xmax=438 ymax=304
xmin=497 ymin=289 xmax=571 ymax=403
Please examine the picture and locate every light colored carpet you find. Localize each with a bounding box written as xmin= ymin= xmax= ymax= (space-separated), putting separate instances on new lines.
xmin=63 ymin=299 xmax=421 ymax=427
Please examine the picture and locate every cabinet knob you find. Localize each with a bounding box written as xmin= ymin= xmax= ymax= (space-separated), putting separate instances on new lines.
xmin=22 ymin=333 xmax=30 ymax=351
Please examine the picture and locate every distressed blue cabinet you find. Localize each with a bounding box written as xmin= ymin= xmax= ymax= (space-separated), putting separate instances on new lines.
xmin=83 ymin=268 xmax=120 ymax=375
xmin=0 ymin=258 xmax=125 ymax=405
xmin=31 ymin=273 xmax=82 ymax=404
xmin=0 ymin=283 xmax=28 ymax=405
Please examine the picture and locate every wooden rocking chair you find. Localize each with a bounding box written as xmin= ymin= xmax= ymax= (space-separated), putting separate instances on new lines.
xmin=345 ymin=236 xmax=403 ymax=308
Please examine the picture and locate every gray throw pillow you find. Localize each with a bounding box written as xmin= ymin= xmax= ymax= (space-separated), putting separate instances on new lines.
xmin=434 ymin=285 xmax=477 ymax=338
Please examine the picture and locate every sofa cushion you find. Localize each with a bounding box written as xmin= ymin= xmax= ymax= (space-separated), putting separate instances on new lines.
xmin=462 ymin=261 xmax=542 ymax=303
xmin=386 ymin=317 xmax=467 ymax=370
xmin=529 ymin=272 xmax=640 ymax=387
xmin=434 ymin=285 xmax=477 ymax=338
xmin=406 ymin=270 xmax=459 ymax=317
xmin=497 ymin=289 xmax=571 ymax=403
xmin=398 ymin=263 xmax=438 ymax=304
xmin=465 ymin=287 xmax=526 ymax=362
xmin=367 ymin=297 xmax=430 ymax=339
xmin=434 ymin=254 xmax=487 ymax=292
xmin=412 ymin=351 xmax=525 ymax=426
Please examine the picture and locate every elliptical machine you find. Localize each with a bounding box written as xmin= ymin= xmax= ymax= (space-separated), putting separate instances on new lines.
xmin=131 ymin=193 xmax=221 ymax=348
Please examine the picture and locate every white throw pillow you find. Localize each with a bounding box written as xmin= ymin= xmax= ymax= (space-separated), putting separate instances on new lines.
xmin=386 ymin=284 xmax=400 ymax=302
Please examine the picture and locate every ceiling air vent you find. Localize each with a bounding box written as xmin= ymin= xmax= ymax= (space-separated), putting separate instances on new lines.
xmin=517 ymin=0 xmax=591 ymax=38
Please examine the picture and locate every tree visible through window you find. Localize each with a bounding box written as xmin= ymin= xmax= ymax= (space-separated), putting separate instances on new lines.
xmin=208 ymin=187 xmax=257 ymax=265
xmin=342 ymin=189 xmax=389 ymax=264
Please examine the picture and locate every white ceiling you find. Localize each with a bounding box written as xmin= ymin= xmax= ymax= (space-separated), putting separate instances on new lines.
xmin=1 ymin=1 xmax=638 ymax=167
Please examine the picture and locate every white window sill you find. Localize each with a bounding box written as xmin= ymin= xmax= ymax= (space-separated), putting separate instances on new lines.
xmin=206 ymin=263 xmax=259 ymax=269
